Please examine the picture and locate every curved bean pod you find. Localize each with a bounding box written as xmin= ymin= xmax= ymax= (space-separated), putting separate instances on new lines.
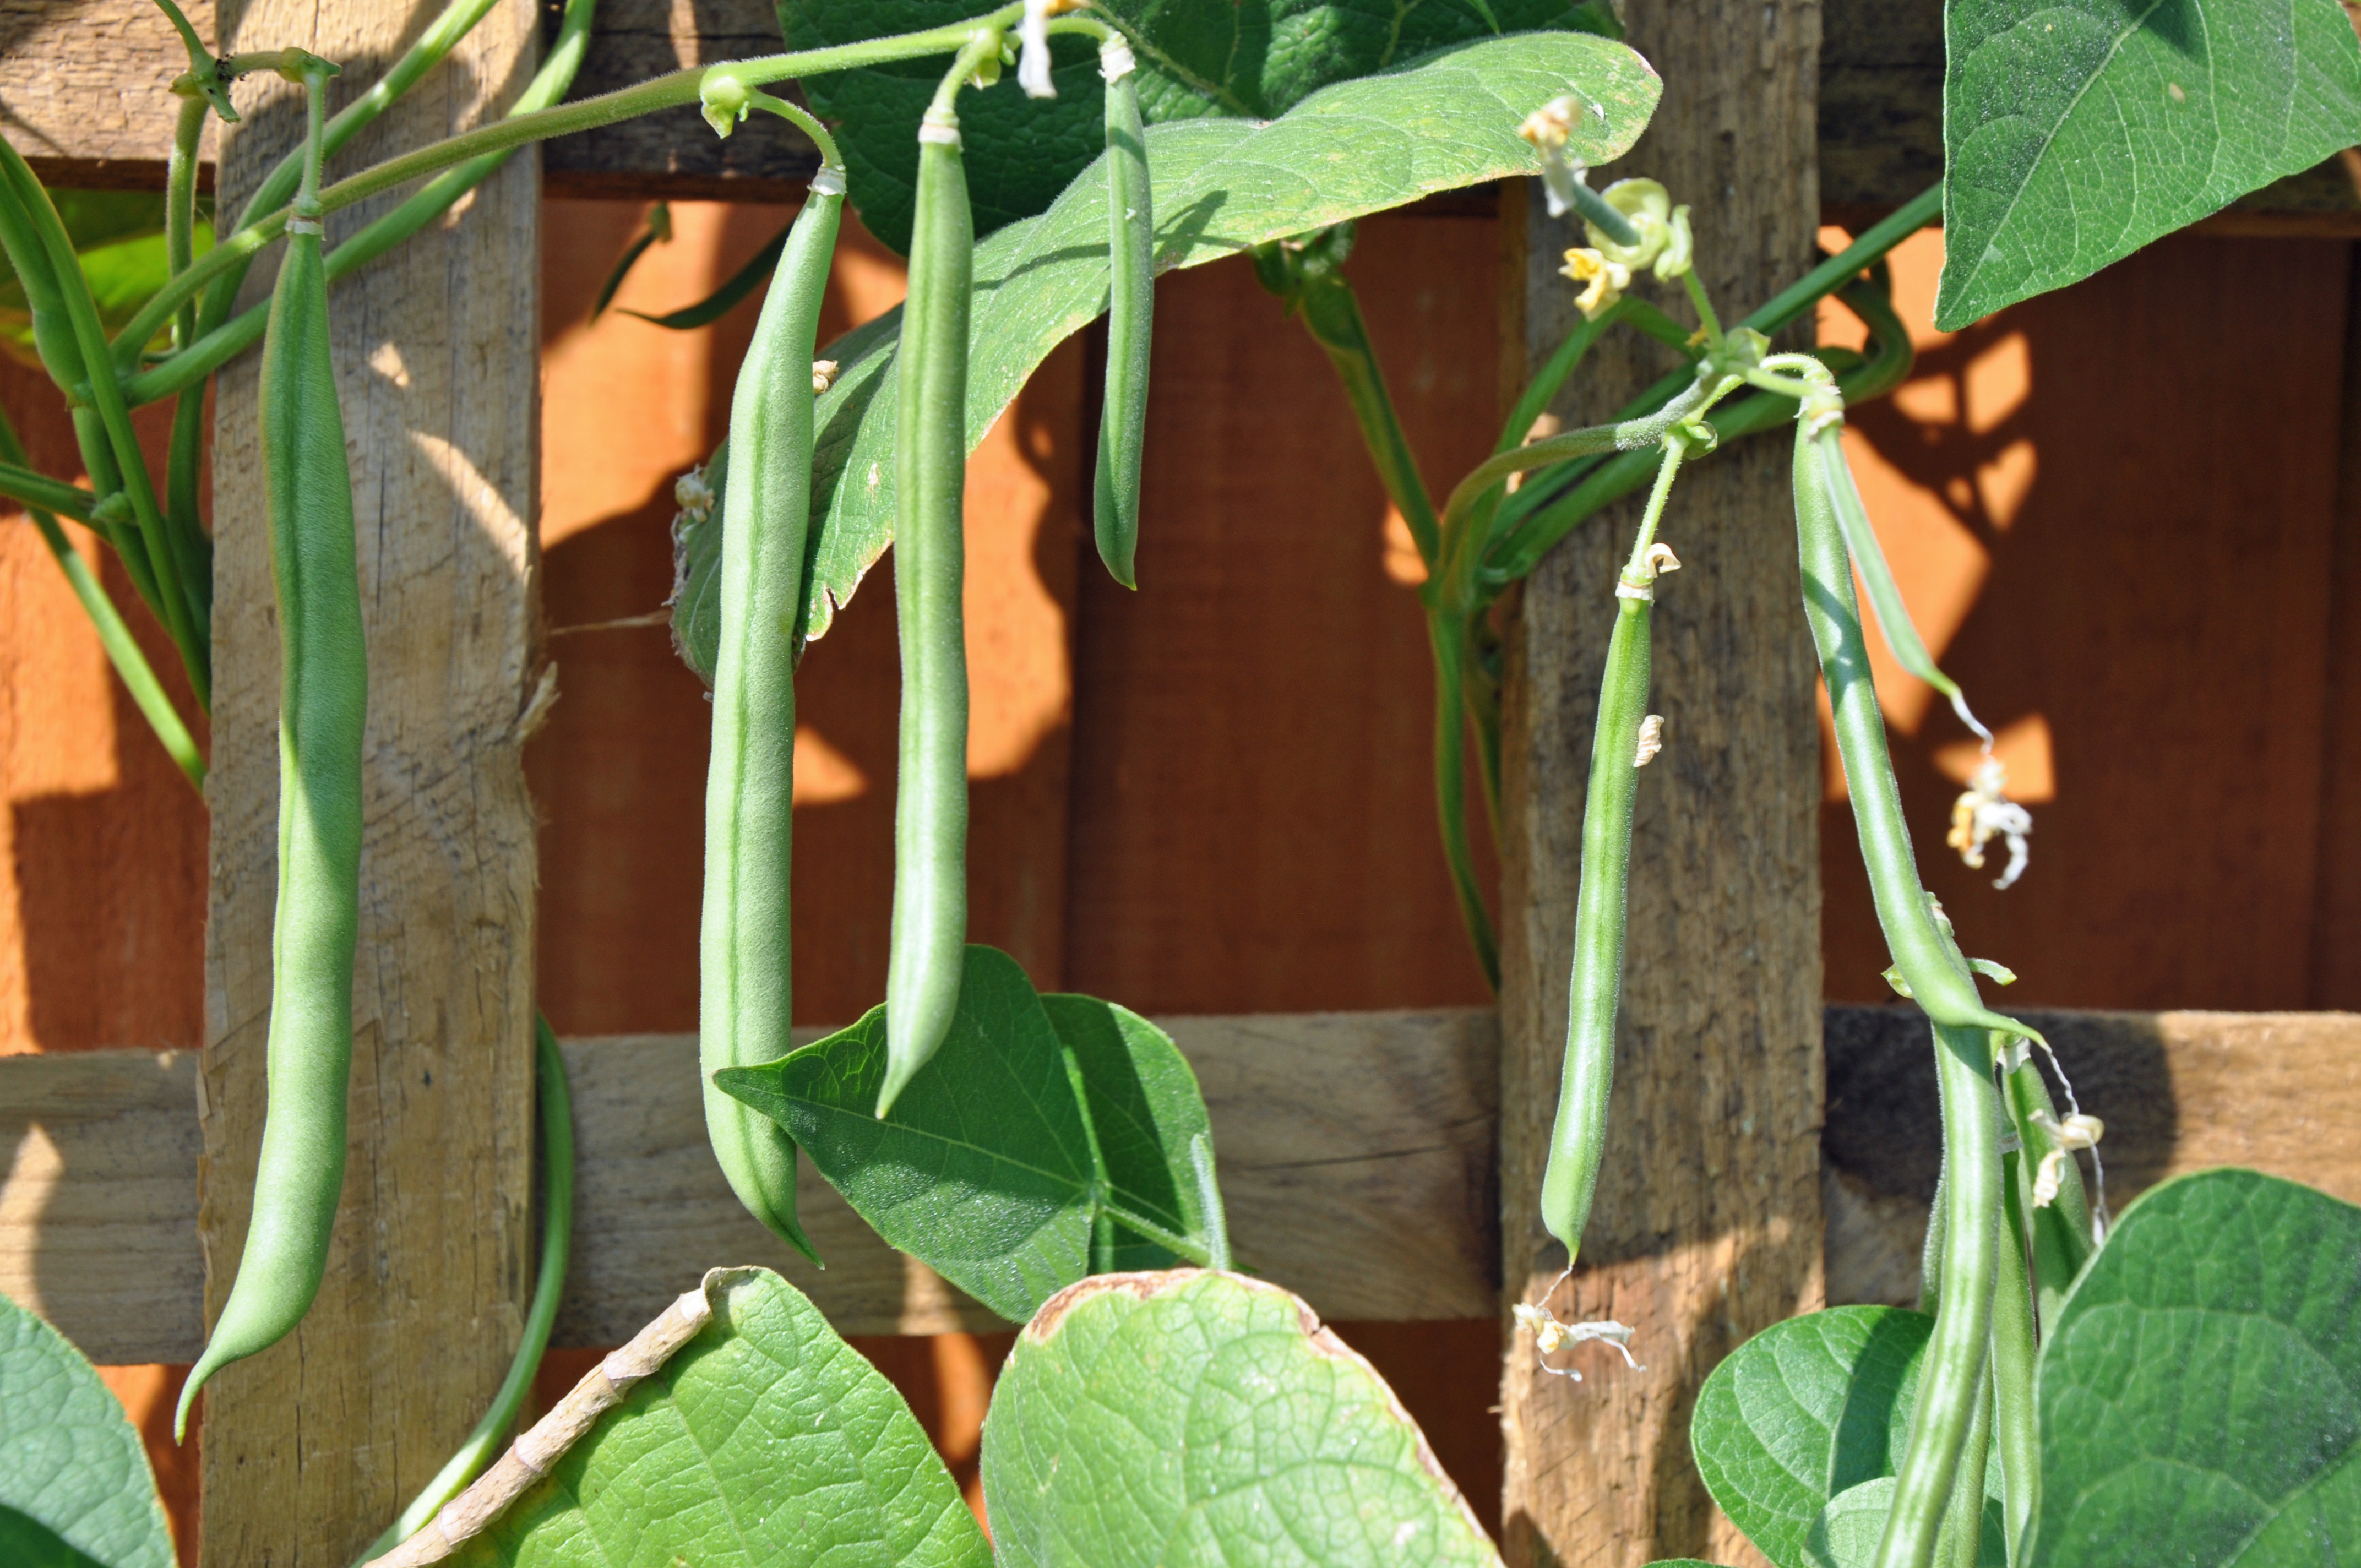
xmin=876 ymin=100 xmax=976 ymax=1117
xmin=1091 ymin=36 xmax=1152 ymax=587
xmin=178 ymin=65 xmax=365 ymax=1438
xmin=699 ymin=148 xmax=841 ymax=1263
xmin=1784 ymin=367 xmax=2035 ymax=1046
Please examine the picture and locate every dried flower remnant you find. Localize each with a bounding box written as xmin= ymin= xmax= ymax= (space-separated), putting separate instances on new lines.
xmin=1949 ymin=756 xmax=2032 ymax=888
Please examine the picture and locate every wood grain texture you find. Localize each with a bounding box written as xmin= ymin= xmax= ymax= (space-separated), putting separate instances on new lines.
xmin=12 ymin=1006 xmax=2359 ymax=1360
xmin=1820 ymin=1007 xmax=2361 ymax=1304
xmin=1496 ymin=4 xmax=1824 ymax=1564
xmin=5 ymin=0 xmax=2350 ymax=213
xmin=196 ymin=1 xmax=542 ymax=1560
xmin=0 ymin=1048 xmax=203 ymax=1363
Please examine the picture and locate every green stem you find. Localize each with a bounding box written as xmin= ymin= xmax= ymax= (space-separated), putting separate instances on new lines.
xmin=160 ymin=90 xmax=215 ymax=638
xmin=0 ymin=146 xmax=209 ymax=705
xmin=0 ymin=461 xmax=97 ymax=521
xmin=1992 ymin=1140 xmax=2041 ymax=1567
xmin=122 ymin=7 xmax=1024 ymax=360
xmin=738 ymin=88 xmax=844 ymax=171
xmin=1494 ymin=184 xmax=1943 ymax=541
xmin=356 ymin=1015 xmax=574 ymax=1564
xmin=0 ymin=409 xmax=205 ymax=789
xmin=1484 ymin=275 xmax=1916 ymax=586
xmin=1876 ymin=1023 xmax=2003 ymax=1568
xmin=164 ymin=94 xmax=208 ymax=350
xmin=124 ymin=0 xmax=599 ymax=410
xmin=1426 ymin=609 xmax=1499 ymax=990
xmin=1496 ymin=298 xmax=1624 ymax=456
xmin=1679 ymin=267 xmax=1723 ymax=351
xmin=116 ymin=0 xmax=509 ymax=362
xmin=1292 ymin=274 xmax=1441 ymax=565
xmin=1562 ymin=177 xmax=1641 ymax=249
xmin=1621 ymin=296 xmax=1701 ymax=357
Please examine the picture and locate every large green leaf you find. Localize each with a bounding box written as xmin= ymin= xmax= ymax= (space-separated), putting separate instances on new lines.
xmin=1935 ymin=0 xmax=2361 ymax=328
xmin=2029 ymin=1168 xmax=2361 ymax=1566
xmin=981 ymin=1269 xmax=1501 ymax=1566
xmin=444 ymin=1268 xmax=989 ymax=1567
xmin=781 ymin=0 xmax=1620 ymax=256
xmin=1040 ymin=992 xmax=1222 ymax=1273
xmin=0 ymin=1292 xmax=173 ymax=1568
xmin=670 ymin=29 xmax=1657 ymax=677
xmin=1691 ymin=1306 xmax=1935 ymax=1568
xmin=715 ymin=945 xmax=1227 ymax=1321
xmin=0 ymin=192 xmax=211 ymax=368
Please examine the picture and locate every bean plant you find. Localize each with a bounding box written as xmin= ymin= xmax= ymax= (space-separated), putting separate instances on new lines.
xmin=1 ymin=2 xmax=2358 ymax=1566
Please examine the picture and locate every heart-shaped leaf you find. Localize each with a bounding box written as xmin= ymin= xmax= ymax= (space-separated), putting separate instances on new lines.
xmin=1690 ymin=1306 xmax=1934 ymax=1568
xmin=440 ymin=1268 xmax=989 ymax=1567
xmin=1040 ymin=992 xmax=1223 ymax=1273
xmin=0 ymin=1293 xmax=172 ymax=1568
xmin=669 ymin=29 xmax=1659 ymax=678
xmin=715 ymin=946 xmax=1228 ymax=1322
xmin=781 ymin=0 xmax=1622 ymax=256
xmin=981 ymin=1269 xmax=1500 ymax=1565
xmin=2029 ymin=1168 xmax=2361 ymax=1566
xmin=1936 ymin=0 xmax=2361 ymax=328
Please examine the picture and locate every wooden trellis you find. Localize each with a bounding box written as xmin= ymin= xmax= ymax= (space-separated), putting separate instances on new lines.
xmin=1 ymin=1 xmax=2356 ymax=1564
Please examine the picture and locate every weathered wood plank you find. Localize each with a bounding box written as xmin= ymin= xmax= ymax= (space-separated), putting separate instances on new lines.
xmin=1497 ymin=2 xmax=1825 ymax=1564
xmin=0 ymin=1048 xmax=203 ymax=1365
xmin=1820 ymin=1006 xmax=2361 ymax=1305
xmin=4 ymin=0 xmax=2351 ymax=214
xmin=195 ymin=0 xmax=544 ymax=1560
xmin=11 ymin=1008 xmax=2351 ymax=1365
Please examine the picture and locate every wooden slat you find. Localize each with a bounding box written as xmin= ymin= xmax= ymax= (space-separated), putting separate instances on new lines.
xmin=0 ymin=1049 xmax=203 ymax=1364
xmin=195 ymin=2 xmax=545 ymax=1561
xmin=3 ymin=0 xmax=2352 ymax=214
xmin=12 ymin=1007 xmax=2352 ymax=1366
xmin=1497 ymin=4 xmax=1824 ymax=1564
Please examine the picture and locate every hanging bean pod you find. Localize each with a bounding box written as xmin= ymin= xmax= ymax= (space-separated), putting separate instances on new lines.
xmin=178 ymin=60 xmax=365 ymax=1438
xmin=1539 ymin=438 xmax=1685 ymax=1257
xmin=877 ymin=99 xmax=976 ymax=1117
xmin=1788 ymin=366 xmax=2008 ymax=1568
xmin=1787 ymin=375 xmax=2033 ymax=1046
xmin=699 ymin=80 xmax=842 ymax=1261
xmin=1092 ymin=34 xmax=1153 ymax=587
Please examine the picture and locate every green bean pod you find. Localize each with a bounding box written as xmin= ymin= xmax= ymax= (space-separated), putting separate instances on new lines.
xmin=699 ymin=167 xmax=841 ymax=1265
xmin=1794 ymin=389 xmax=2008 ymax=1568
xmin=1538 ymin=586 xmax=1652 ymax=1254
xmin=1791 ymin=405 xmax=2032 ymax=1045
xmin=876 ymin=111 xmax=973 ymax=1117
xmin=1092 ymin=39 xmax=1152 ymax=588
xmin=177 ymin=203 xmax=366 ymax=1439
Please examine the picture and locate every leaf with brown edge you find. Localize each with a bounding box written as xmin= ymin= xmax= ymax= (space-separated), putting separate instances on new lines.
xmin=982 ymin=1268 xmax=1502 ymax=1566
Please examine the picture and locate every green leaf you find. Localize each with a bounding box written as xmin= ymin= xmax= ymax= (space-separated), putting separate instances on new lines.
xmin=781 ymin=0 xmax=1622 ymax=257
xmin=2029 ymin=1168 xmax=2361 ymax=1567
xmin=0 ymin=1292 xmax=173 ymax=1568
xmin=1691 ymin=1306 xmax=1934 ymax=1568
xmin=1806 ymin=1478 xmax=1897 ymax=1568
xmin=981 ymin=1269 xmax=1501 ymax=1566
xmin=667 ymin=439 xmax=727 ymax=685
xmin=665 ymin=29 xmax=1655 ymax=682
xmin=1040 ymin=992 xmax=1224 ymax=1272
xmin=715 ymin=946 xmax=1226 ymax=1321
xmin=622 ymin=217 xmax=793 ymax=330
xmin=444 ymin=1268 xmax=989 ymax=1567
xmin=1935 ymin=0 xmax=2361 ymax=328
